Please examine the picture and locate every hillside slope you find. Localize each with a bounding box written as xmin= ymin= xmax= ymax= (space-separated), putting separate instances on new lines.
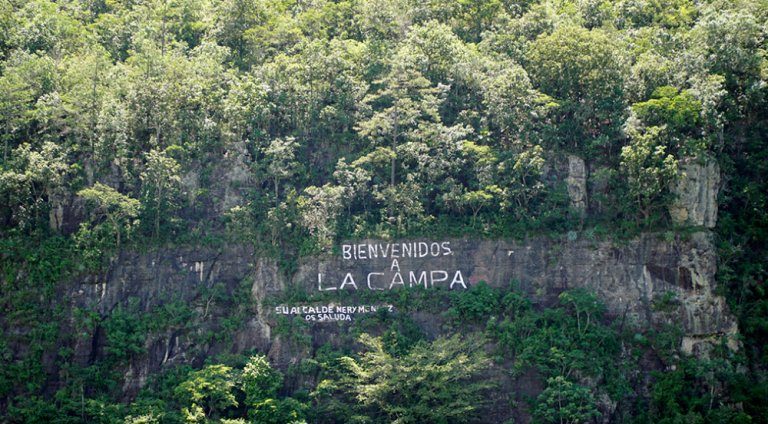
xmin=1 ymin=0 xmax=767 ymax=422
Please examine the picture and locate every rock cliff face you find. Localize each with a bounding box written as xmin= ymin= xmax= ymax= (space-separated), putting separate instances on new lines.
xmin=669 ymin=158 xmax=720 ymax=228
xmin=293 ymin=233 xmax=736 ymax=350
xmin=51 ymin=154 xmax=735 ymax=409
xmin=565 ymin=155 xmax=588 ymax=215
xmin=63 ymin=231 xmax=737 ymax=397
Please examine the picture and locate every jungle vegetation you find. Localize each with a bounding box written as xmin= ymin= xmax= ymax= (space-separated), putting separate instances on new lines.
xmin=1 ymin=0 xmax=767 ymax=422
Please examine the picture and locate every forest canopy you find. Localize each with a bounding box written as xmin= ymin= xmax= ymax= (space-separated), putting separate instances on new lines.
xmin=2 ymin=0 xmax=764 ymax=246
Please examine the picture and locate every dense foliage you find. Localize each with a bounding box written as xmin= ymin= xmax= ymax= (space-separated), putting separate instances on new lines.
xmin=1 ymin=0 xmax=767 ymax=422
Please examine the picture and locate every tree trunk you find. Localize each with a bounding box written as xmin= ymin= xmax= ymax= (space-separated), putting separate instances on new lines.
xmin=112 ymin=215 xmax=121 ymax=251
xmin=391 ymin=107 xmax=398 ymax=187
xmin=155 ymin=185 xmax=163 ymax=240
xmin=275 ymin=177 xmax=279 ymax=200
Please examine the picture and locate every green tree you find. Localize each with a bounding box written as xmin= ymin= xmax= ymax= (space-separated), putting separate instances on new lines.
xmin=175 ymin=364 xmax=238 ymax=420
xmin=479 ymin=63 xmax=545 ymax=145
xmin=632 ymin=86 xmax=701 ymax=135
xmin=374 ymin=181 xmax=430 ymax=235
xmin=356 ymin=64 xmax=443 ymax=187
xmin=631 ymin=86 xmax=708 ymax=155
xmin=691 ymin=7 xmax=764 ymax=95
xmin=457 ymin=186 xmax=502 ymax=224
xmin=498 ymin=142 xmax=546 ymax=213
xmin=533 ymin=376 xmax=601 ymax=424
xmin=263 ymin=136 xmax=299 ymax=200
xmin=620 ymin=124 xmax=678 ymax=224
xmin=129 ymin=0 xmax=208 ymax=54
xmin=102 ymin=301 xmax=146 ymax=363
xmin=452 ymin=0 xmax=505 ymax=43
xmin=222 ymin=72 xmax=271 ymax=144
xmin=241 ymin=355 xmax=282 ymax=408
xmin=54 ymin=47 xmax=113 ymax=153
xmin=0 ymin=67 xmax=33 ymax=163
xmin=11 ymin=0 xmax=88 ymax=55
xmin=78 ymin=182 xmax=140 ymax=250
xmin=298 ymin=184 xmax=344 ymax=250
xmin=140 ymin=148 xmax=182 ymax=240
xmin=0 ymin=51 xmax=56 ymax=162
xmin=340 ymin=333 xmax=492 ymax=423
xmin=0 ymin=0 xmax=14 ymax=59
xmin=526 ymin=25 xmax=625 ymax=151
xmin=210 ymin=0 xmax=267 ymax=68
xmin=557 ymin=289 xmax=606 ymax=337
xmin=355 ymin=0 xmax=413 ymax=40
xmin=240 ymin=355 xmax=307 ymax=423
xmin=0 ymin=142 xmax=69 ymax=229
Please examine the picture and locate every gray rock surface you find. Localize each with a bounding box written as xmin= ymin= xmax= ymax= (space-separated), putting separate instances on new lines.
xmin=565 ymin=155 xmax=588 ymax=214
xmin=48 ymin=192 xmax=65 ymax=231
xmin=669 ymin=158 xmax=720 ymax=228
xmin=293 ymin=233 xmax=736 ymax=347
xmin=65 ymin=232 xmax=738 ymax=396
xmin=219 ymin=140 xmax=252 ymax=211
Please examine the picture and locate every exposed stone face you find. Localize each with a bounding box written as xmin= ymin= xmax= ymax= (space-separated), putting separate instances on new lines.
xmin=48 ymin=193 xmax=65 ymax=231
xmin=219 ymin=140 xmax=252 ymax=212
xmin=66 ymin=245 xmax=272 ymax=397
xmin=62 ymin=232 xmax=738 ymax=397
xmin=669 ymin=158 xmax=720 ymax=228
xmin=181 ymin=168 xmax=200 ymax=205
xmin=293 ymin=233 xmax=736 ymax=343
xmin=565 ymin=155 xmax=587 ymax=214
xmin=45 ymin=192 xmax=86 ymax=234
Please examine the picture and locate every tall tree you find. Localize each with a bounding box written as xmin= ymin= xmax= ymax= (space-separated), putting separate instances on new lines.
xmin=263 ymin=136 xmax=299 ymax=200
xmin=620 ymin=124 xmax=678 ymax=224
xmin=78 ymin=182 xmax=139 ymax=250
xmin=140 ymin=148 xmax=181 ymax=239
xmin=340 ymin=333 xmax=492 ymax=423
xmin=533 ymin=376 xmax=601 ymax=424
xmin=356 ymin=64 xmax=443 ymax=187
xmin=527 ymin=25 xmax=626 ymax=151
xmin=0 ymin=142 xmax=68 ymax=229
xmin=210 ymin=0 xmax=267 ymax=68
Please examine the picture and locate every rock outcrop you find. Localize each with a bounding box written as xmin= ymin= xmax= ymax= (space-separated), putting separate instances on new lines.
xmin=292 ymin=233 xmax=737 ymax=353
xmin=219 ymin=140 xmax=252 ymax=212
xmin=565 ymin=155 xmax=588 ymax=215
xmin=669 ymin=158 xmax=720 ymax=228
xmin=64 ymin=232 xmax=737 ymax=396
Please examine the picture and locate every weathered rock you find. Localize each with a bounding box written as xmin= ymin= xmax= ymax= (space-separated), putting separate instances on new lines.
xmin=63 ymin=232 xmax=738 ymax=398
xmin=292 ymin=234 xmax=737 ymax=350
xmin=669 ymin=158 xmax=720 ymax=228
xmin=48 ymin=193 xmax=65 ymax=231
xmin=46 ymin=192 xmax=86 ymax=235
xmin=219 ymin=140 xmax=252 ymax=211
xmin=565 ymin=155 xmax=588 ymax=214
xmin=66 ymin=245 xmax=272 ymax=397
xmin=180 ymin=168 xmax=200 ymax=205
